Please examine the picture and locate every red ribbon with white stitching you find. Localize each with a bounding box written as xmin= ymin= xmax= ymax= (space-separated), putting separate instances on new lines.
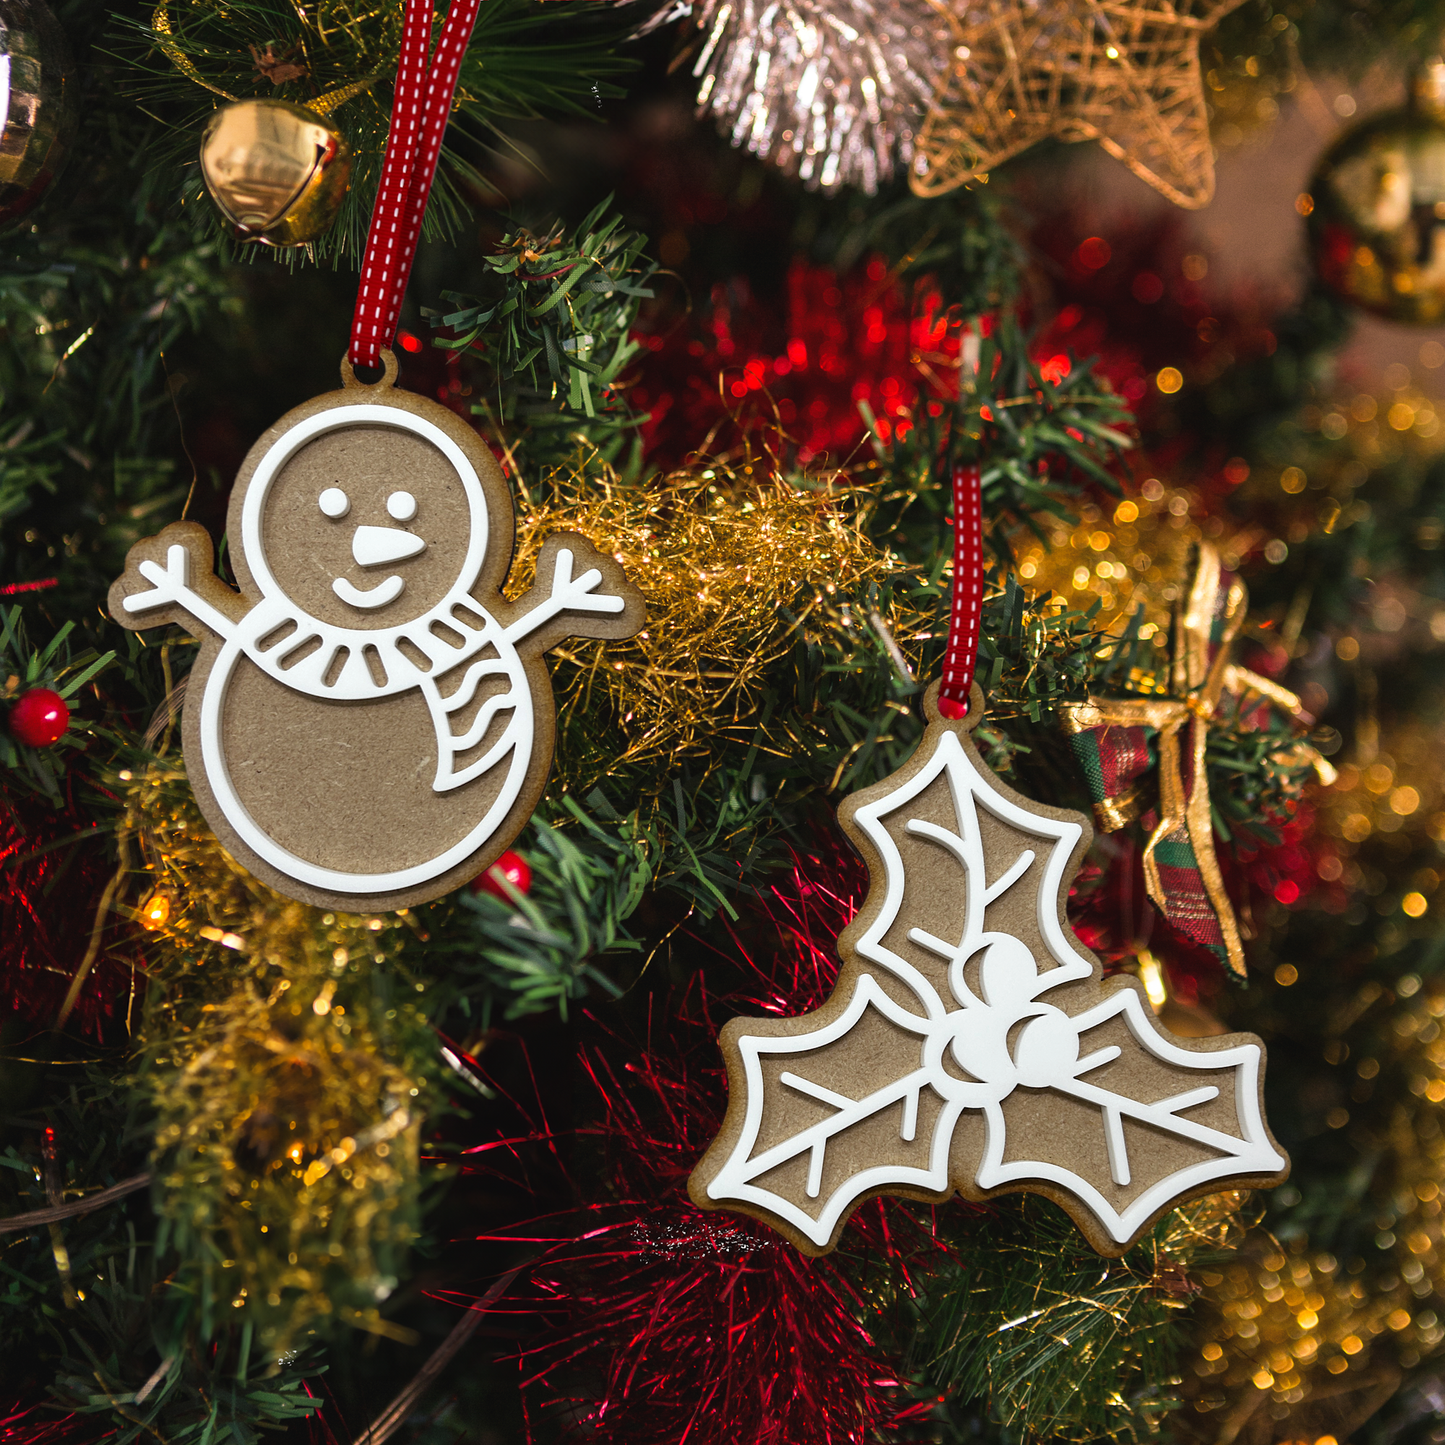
xmin=349 ymin=0 xmax=484 ymax=370
xmin=938 ymin=463 xmax=983 ymax=720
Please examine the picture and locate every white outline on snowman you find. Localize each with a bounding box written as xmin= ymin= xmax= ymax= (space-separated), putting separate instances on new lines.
xmin=121 ymin=404 xmax=625 ymax=895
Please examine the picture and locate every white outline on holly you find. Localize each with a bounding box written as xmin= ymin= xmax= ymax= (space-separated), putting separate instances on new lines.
xmin=704 ymin=729 xmax=1285 ymax=1247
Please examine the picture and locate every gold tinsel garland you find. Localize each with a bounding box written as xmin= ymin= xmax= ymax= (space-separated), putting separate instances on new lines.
xmin=511 ymin=461 xmax=920 ymax=791
xmin=151 ymin=966 xmax=423 ymax=1351
xmin=124 ymin=759 xmax=434 ymax=1357
xmin=1318 ymin=731 xmax=1445 ymax=912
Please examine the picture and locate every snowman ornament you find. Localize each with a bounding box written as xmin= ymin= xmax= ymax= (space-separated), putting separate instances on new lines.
xmin=109 ymin=353 xmax=645 ymax=911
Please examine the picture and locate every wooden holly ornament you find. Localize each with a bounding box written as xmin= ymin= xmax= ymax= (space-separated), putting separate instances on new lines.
xmin=107 ymin=352 xmax=644 ymax=912
xmin=689 ymin=681 xmax=1288 ymax=1256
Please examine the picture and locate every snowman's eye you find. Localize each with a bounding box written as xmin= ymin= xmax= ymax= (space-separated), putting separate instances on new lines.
xmin=319 ymin=487 xmax=350 ymax=519
xmin=387 ymin=490 xmax=417 ymax=522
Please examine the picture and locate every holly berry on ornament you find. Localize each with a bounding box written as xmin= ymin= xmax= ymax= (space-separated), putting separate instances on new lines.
xmin=472 ymin=850 xmax=532 ymax=901
xmin=9 ymin=686 xmax=69 ymax=747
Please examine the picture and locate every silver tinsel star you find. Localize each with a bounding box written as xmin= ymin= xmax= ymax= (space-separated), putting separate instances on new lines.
xmin=689 ymin=0 xmax=953 ymax=194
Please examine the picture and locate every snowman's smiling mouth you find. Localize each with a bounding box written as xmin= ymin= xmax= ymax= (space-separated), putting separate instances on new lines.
xmin=332 ymin=519 xmax=428 ymax=609
xmin=334 ymin=574 xmax=406 ymax=609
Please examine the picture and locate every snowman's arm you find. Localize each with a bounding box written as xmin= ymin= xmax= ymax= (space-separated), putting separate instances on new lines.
xmin=503 ymin=545 xmax=625 ymax=645
xmin=121 ymin=544 xmax=238 ymax=641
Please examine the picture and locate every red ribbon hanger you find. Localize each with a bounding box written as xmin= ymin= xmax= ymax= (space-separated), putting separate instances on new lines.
xmin=350 ymin=0 xmax=485 ymax=371
xmin=938 ymin=463 xmax=983 ymax=719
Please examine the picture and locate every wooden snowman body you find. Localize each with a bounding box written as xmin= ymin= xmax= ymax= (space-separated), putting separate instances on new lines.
xmin=109 ymin=359 xmax=644 ymax=911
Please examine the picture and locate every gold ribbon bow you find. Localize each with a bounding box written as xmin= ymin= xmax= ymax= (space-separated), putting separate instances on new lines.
xmin=1059 ymin=543 xmax=1333 ymax=976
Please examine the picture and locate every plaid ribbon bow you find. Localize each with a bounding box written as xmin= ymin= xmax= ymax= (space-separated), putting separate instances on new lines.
xmin=1058 ymin=543 xmax=1329 ymax=977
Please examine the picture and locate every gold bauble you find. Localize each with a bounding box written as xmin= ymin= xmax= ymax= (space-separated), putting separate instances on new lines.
xmin=1308 ymin=57 xmax=1445 ymax=325
xmin=199 ymin=99 xmax=350 ymax=247
xmin=0 ymin=0 xmax=78 ymax=230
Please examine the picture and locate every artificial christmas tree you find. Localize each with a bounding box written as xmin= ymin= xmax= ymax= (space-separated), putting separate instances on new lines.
xmin=6 ymin=0 xmax=1445 ymax=1441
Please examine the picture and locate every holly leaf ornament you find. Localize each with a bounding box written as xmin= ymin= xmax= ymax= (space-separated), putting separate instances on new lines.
xmin=689 ymin=684 xmax=1288 ymax=1256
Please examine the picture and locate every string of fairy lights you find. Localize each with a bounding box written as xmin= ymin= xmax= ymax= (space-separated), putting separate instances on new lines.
xmin=1013 ymin=356 xmax=1445 ymax=1434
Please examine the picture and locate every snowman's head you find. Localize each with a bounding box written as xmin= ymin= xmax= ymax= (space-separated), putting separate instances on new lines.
xmin=240 ymin=408 xmax=490 ymax=633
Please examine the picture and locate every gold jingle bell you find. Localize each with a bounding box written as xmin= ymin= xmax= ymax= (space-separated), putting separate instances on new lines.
xmin=200 ymin=98 xmax=350 ymax=247
xmin=1308 ymin=55 xmax=1445 ymax=325
xmin=0 ymin=0 xmax=78 ymax=230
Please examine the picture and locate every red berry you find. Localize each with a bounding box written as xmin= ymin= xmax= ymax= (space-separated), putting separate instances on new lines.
xmin=471 ymin=849 xmax=532 ymax=900
xmin=9 ymin=688 xmax=69 ymax=748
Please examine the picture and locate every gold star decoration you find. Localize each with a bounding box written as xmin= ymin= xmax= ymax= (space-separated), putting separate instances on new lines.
xmin=910 ymin=0 xmax=1248 ymax=209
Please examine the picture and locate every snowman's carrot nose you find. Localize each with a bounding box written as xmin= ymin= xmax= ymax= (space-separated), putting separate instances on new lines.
xmin=353 ymin=525 xmax=426 ymax=568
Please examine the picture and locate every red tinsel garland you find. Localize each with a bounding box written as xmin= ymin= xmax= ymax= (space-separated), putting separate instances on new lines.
xmin=0 ymin=786 xmax=133 ymax=1039
xmin=632 ymin=258 xmax=962 ymax=471
xmin=464 ymin=841 xmax=953 ymax=1444
xmin=0 ymin=1399 xmax=90 ymax=1445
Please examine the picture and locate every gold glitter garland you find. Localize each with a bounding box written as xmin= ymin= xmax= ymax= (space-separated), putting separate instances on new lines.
xmin=1181 ymin=968 xmax=1445 ymax=1438
xmin=1011 ymin=480 xmax=1218 ymax=647
xmin=1180 ymin=1239 xmax=1406 ymax=1440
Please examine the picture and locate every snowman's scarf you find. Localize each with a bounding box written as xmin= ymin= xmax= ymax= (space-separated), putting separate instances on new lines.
xmin=418 ymin=654 xmax=527 ymax=793
xmin=235 ymin=593 xmax=529 ymax=794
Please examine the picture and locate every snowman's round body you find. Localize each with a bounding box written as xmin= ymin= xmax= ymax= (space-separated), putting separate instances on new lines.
xmin=109 ymin=363 xmax=644 ymax=912
xmin=203 ymin=588 xmax=535 ymax=899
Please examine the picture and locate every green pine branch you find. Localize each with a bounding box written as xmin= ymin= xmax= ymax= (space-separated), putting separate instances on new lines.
xmin=891 ymin=1197 xmax=1212 ymax=1445
xmin=858 ymin=313 xmax=1135 ymax=572
xmin=108 ymin=0 xmax=636 ymax=265
xmin=0 ymin=606 xmax=116 ymax=804
xmin=426 ymin=196 xmax=659 ymax=472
